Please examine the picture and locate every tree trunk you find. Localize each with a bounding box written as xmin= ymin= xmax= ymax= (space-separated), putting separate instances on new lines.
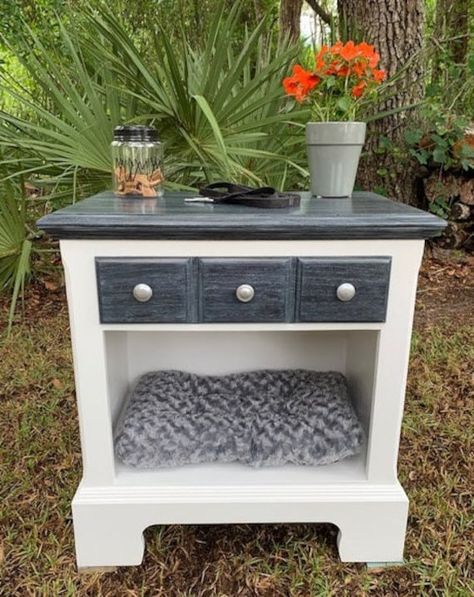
xmin=338 ymin=0 xmax=425 ymax=203
xmin=279 ymin=0 xmax=304 ymax=43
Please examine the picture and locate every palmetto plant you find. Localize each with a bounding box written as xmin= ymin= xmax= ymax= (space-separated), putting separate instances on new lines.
xmin=0 ymin=1 xmax=308 ymax=189
xmin=0 ymin=0 xmax=307 ymax=329
xmin=81 ymin=1 xmax=308 ymax=186
xmin=0 ymin=177 xmax=31 ymax=332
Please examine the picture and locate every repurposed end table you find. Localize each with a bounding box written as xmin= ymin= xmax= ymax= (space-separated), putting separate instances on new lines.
xmin=38 ymin=191 xmax=445 ymax=570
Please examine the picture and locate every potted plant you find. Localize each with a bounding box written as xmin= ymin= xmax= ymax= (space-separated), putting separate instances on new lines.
xmin=283 ymin=41 xmax=386 ymax=198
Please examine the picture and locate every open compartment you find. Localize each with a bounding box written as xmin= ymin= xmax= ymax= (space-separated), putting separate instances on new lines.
xmin=104 ymin=329 xmax=379 ymax=486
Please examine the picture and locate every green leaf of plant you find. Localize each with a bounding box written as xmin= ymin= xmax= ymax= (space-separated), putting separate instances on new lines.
xmin=433 ymin=148 xmax=447 ymax=163
xmin=7 ymin=238 xmax=32 ymax=334
xmin=192 ymin=94 xmax=231 ymax=177
xmin=404 ymin=129 xmax=423 ymax=145
xmin=336 ymin=96 xmax=352 ymax=113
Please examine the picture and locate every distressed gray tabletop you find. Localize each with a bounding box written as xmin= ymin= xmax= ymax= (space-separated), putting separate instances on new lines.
xmin=37 ymin=191 xmax=446 ymax=240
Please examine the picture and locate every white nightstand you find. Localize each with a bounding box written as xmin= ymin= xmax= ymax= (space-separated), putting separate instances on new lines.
xmin=38 ymin=191 xmax=445 ymax=569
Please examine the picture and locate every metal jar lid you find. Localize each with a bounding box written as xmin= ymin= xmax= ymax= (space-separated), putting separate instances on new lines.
xmin=113 ymin=125 xmax=159 ymax=142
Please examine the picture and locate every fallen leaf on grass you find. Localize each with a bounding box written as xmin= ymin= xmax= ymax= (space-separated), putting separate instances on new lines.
xmin=43 ymin=280 xmax=59 ymax=291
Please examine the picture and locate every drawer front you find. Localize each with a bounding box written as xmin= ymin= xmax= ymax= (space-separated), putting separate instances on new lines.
xmin=297 ymin=257 xmax=391 ymax=322
xmin=199 ymin=258 xmax=293 ymax=323
xmin=96 ymin=258 xmax=191 ymax=323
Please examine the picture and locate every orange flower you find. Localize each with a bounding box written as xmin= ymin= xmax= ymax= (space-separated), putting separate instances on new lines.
xmin=336 ymin=64 xmax=350 ymax=77
xmin=356 ymin=42 xmax=375 ymax=57
xmin=327 ymin=41 xmax=380 ymax=65
xmin=356 ymin=42 xmax=380 ymax=67
xmin=373 ymin=68 xmax=386 ymax=82
xmin=330 ymin=40 xmax=344 ymax=56
xmin=315 ymin=45 xmax=329 ymax=70
xmin=352 ymin=60 xmax=366 ymax=77
xmin=283 ymin=40 xmax=384 ymax=109
xmin=283 ymin=76 xmax=298 ymax=94
xmin=369 ymin=51 xmax=380 ymax=68
xmin=293 ymin=64 xmax=319 ymax=89
xmin=339 ymin=41 xmax=359 ymax=61
xmin=325 ymin=61 xmax=350 ymax=77
xmin=282 ymin=64 xmax=319 ymax=102
xmin=352 ymin=80 xmax=367 ymax=98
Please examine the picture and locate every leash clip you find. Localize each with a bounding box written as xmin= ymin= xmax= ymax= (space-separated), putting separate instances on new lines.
xmin=184 ymin=196 xmax=214 ymax=203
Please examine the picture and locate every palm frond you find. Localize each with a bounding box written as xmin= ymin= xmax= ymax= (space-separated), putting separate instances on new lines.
xmin=0 ymin=0 xmax=311 ymax=331
xmin=0 ymin=179 xmax=31 ymax=332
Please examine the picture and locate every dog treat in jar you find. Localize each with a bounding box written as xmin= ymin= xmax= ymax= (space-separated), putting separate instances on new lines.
xmin=111 ymin=125 xmax=164 ymax=197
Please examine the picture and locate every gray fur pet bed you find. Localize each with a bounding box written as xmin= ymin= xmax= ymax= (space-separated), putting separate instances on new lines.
xmin=114 ymin=370 xmax=364 ymax=468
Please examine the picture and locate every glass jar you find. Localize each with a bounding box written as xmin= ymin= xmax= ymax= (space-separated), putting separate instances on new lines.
xmin=111 ymin=125 xmax=164 ymax=197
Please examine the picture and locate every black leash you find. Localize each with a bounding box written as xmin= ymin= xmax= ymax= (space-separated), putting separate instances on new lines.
xmin=185 ymin=182 xmax=300 ymax=209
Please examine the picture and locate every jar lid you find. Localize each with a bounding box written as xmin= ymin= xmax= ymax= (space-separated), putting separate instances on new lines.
xmin=113 ymin=125 xmax=159 ymax=142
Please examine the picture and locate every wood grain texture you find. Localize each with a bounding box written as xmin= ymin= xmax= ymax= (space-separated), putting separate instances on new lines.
xmin=198 ymin=258 xmax=293 ymax=323
xmin=37 ymin=191 xmax=446 ymax=240
xmin=297 ymin=257 xmax=391 ymax=322
xmin=96 ymin=256 xmax=393 ymax=324
xmin=96 ymin=258 xmax=191 ymax=324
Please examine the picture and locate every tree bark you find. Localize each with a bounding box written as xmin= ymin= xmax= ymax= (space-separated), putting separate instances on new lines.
xmin=337 ymin=0 xmax=425 ymax=203
xmin=279 ymin=0 xmax=304 ymax=43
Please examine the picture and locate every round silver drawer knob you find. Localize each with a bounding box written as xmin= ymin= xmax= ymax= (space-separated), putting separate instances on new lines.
xmin=236 ymin=284 xmax=255 ymax=303
xmin=133 ymin=283 xmax=153 ymax=303
xmin=336 ymin=282 xmax=356 ymax=302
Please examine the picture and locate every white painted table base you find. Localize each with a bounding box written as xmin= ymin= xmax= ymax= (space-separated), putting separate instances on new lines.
xmin=58 ymin=238 xmax=423 ymax=569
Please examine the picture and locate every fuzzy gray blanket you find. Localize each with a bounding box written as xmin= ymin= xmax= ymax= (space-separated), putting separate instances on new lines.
xmin=114 ymin=370 xmax=363 ymax=468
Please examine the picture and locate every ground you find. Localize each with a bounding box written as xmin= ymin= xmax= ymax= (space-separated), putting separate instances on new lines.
xmin=0 ymin=249 xmax=472 ymax=597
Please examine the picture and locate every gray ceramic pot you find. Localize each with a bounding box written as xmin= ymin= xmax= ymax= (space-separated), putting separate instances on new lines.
xmin=305 ymin=121 xmax=367 ymax=198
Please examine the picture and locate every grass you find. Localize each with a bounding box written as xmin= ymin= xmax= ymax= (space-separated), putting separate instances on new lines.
xmin=0 ymin=255 xmax=473 ymax=596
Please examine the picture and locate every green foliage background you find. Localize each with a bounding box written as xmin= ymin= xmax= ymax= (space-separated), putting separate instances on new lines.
xmin=0 ymin=0 xmax=472 ymax=327
xmin=0 ymin=0 xmax=304 ymax=326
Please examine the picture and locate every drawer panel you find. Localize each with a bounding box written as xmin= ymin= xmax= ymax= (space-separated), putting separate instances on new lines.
xmin=96 ymin=258 xmax=191 ymax=323
xmin=297 ymin=257 xmax=391 ymax=322
xmin=199 ymin=258 xmax=293 ymax=323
